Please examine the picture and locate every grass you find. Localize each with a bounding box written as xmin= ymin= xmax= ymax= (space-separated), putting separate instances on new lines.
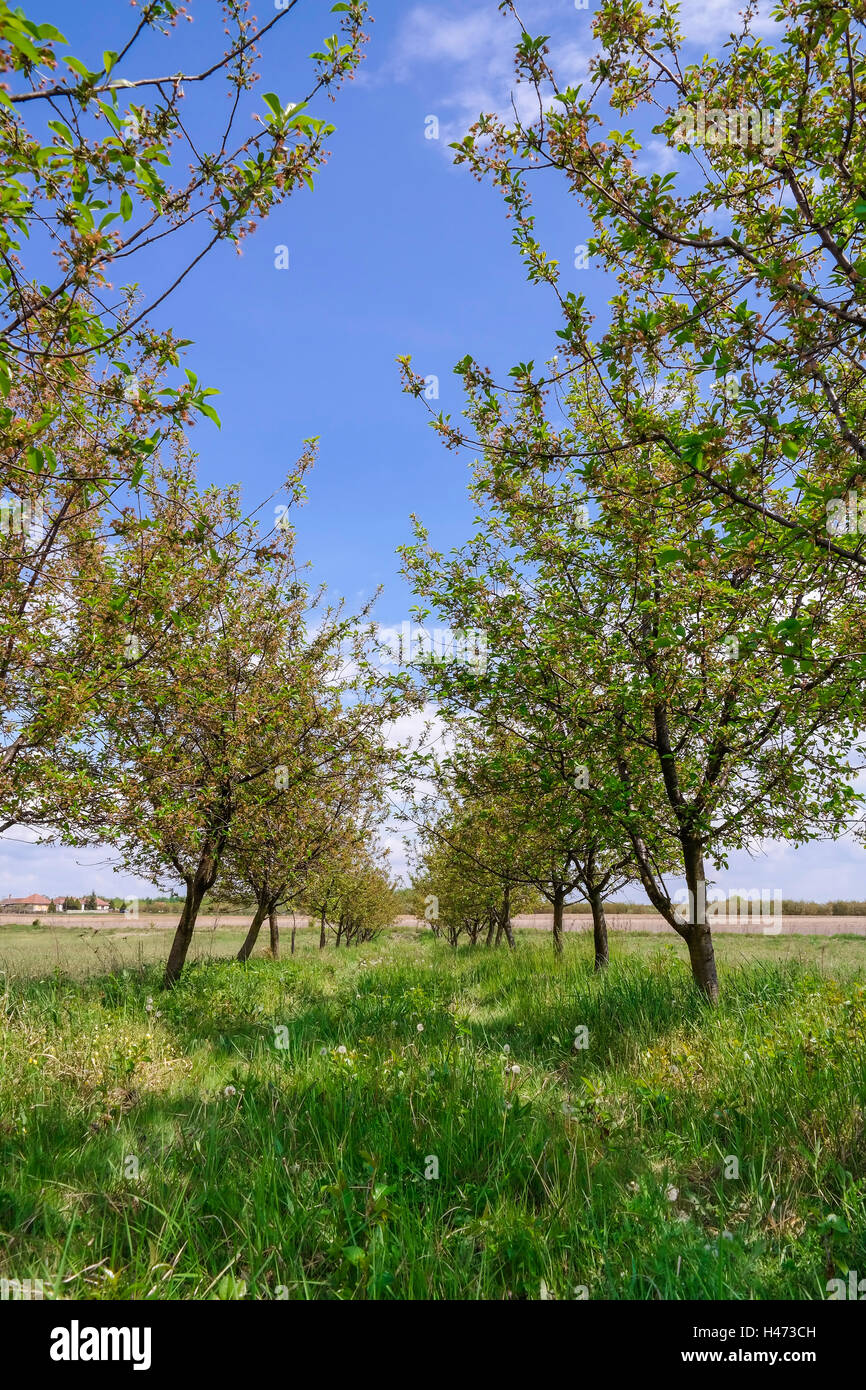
xmin=0 ymin=927 xmax=864 ymax=1300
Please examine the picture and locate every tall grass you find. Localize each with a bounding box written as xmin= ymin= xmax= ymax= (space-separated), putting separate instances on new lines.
xmin=0 ymin=934 xmax=864 ymax=1299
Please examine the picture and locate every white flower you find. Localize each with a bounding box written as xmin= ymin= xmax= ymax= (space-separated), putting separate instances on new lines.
xmin=666 ymin=1185 xmax=678 ymax=1202
xmin=507 ymin=1064 xmax=521 ymax=1075
xmin=503 ymin=1044 xmax=510 ymax=1054
xmin=223 ymin=1085 xmax=237 ymax=1097
xmin=336 ymin=1045 xmax=347 ymax=1055
xmin=416 ymin=1023 xmax=424 ymax=1033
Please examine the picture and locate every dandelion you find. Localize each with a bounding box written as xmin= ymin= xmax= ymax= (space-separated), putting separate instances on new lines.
xmin=416 ymin=1023 xmax=424 ymax=1033
xmin=503 ymin=1044 xmax=510 ymax=1054
xmin=145 ymin=997 xmax=153 ymax=1013
xmin=224 ymin=1085 xmax=237 ymax=1097
xmin=336 ymin=1045 xmax=347 ymax=1055
xmin=666 ymin=1185 xmax=679 ymax=1202
xmin=507 ymin=1063 xmax=521 ymax=1075
xmin=722 ymin=1230 xmax=734 ymax=1241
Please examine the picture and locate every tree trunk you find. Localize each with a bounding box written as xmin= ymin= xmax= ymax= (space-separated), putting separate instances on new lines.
xmin=552 ymin=884 xmax=565 ymax=958
xmin=500 ymin=883 xmax=515 ymax=950
xmin=289 ymin=916 xmax=296 ymax=956
xmin=319 ymin=908 xmax=327 ymax=950
xmin=164 ymin=878 xmax=208 ymax=987
xmin=269 ymin=908 xmax=280 ymax=958
xmin=683 ymin=842 xmax=718 ymax=1002
xmin=588 ymin=888 xmax=609 ymax=972
xmin=686 ymin=926 xmax=719 ymax=1003
xmin=236 ymin=899 xmax=269 ymax=963
xmin=485 ymin=912 xmax=497 ymax=947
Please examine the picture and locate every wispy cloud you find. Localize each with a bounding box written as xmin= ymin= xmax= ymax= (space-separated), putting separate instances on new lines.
xmin=382 ymin=3 xmax=591 ymax=146
xmin=673 ymin=0 xmax=781 ymax=44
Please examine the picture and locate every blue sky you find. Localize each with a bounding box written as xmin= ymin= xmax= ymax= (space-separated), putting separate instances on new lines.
xmin=3 ymin=0 xmax=864 ymax=902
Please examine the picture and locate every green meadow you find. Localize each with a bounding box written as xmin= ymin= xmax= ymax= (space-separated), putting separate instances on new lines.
xmin=1 ymin=927 xmax=864 ymax=1300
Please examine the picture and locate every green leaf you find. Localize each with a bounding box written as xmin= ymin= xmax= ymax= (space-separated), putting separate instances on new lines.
xmin=6 ymin=30 xmax=41 ymax=63
xmin=65 ymin=55 xmax=94 ymax=81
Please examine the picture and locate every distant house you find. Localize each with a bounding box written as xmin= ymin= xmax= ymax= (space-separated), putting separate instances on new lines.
xmin=2 ymin=892 xmax=114 ymax=914
xmin=1 ymin=894 xmax=52 ymax=913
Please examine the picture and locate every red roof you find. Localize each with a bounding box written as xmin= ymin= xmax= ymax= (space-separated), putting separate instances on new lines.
xmin=2 ymin=894 xmax=52 ymax=905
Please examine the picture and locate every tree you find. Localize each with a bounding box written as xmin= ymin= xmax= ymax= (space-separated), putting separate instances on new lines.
xmin=223 ymin=701 xmax=396 ymax=962
xmin=447 ymin=0 xmax=866 ymax=565
xmin=86 ymin=447 xmax=405 ymax=986
xmin=304 ymin=842 xmax=399 ymax=949
xmin=0 ymin=0 xmax=369 ymax=832
xmin=407 ymin=746 xmax=547 ymax=952
xmin=401 ymin=371 xmax=864 ymax=1000
xmin=82 ymin=461 xmax=308 ymax=983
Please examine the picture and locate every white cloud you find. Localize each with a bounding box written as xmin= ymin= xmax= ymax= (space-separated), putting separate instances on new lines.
xmin=385 ymin=3 xmax=591 ymax=147
xmin=636 ymin=138 xmax=683 ymax=178
xmin=673 ymin=0 xmax=781 ymax=44
xmin=0 ymin=834 xmax=162 ymax=901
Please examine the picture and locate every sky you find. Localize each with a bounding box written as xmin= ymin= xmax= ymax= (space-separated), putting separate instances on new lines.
xmin=3 ymin=0 xmax=864 ymax=903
